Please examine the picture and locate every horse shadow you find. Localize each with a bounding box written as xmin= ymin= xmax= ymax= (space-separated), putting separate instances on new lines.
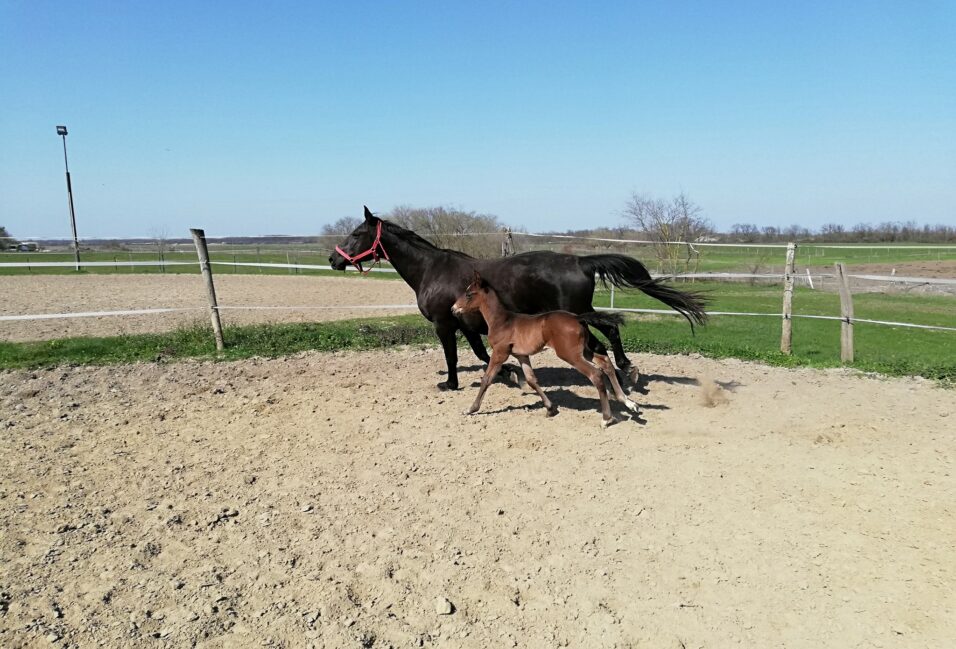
xmin=632 ymin=373 xmax=744 ymax=395
xmin=467 ymin=365 xmax=679 ymax=425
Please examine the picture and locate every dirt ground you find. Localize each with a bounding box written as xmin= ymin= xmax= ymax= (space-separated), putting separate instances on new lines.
xmin=0 ymin=275 xmax=418 ymax=342
xmin=805 ymin=260 xmax=956 ymax=295
xmin=2 ymin=347 xmax=954 ymax=648
xmin=835 ymin=260 xmax=956 ymax=280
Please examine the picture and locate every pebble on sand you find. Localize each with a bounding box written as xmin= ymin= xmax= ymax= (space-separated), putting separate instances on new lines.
xmin=435 ymin=596 xmax=454 ymax=615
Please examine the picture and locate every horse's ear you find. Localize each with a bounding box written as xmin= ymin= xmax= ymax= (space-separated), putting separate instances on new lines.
xmin=363 ymin=206 xmax=378 ymax=223
xmin=472 ymin=270 xmax=481 ymax=285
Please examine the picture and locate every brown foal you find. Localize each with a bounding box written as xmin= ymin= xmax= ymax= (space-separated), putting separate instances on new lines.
xmin=452 ymin=272 xmax=638 ymax=427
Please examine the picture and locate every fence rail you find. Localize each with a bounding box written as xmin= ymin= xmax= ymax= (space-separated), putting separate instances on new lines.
xmin=3 ymin=260 xmax=956 ymax=287
xmin=2 ymin=234 xmax=954 ymax=365
xmin=5 ymin=302 xmax=955 ymax=332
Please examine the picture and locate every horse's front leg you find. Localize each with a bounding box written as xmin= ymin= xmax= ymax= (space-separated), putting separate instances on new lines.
xmin=461 ymin=328 xmax=490 ymax=363
xmin=465 ymin=347 xmax=510 ymax=415
xmin=435 ymin=320 xmax=460 ymax=391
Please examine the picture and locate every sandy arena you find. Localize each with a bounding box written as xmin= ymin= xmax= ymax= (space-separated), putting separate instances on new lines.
xmin=0 ymin=274 xmax=418 ymax=342
xmin=2 ymin=273 xmax=955 ymax=647
xmin=1 ymin=343 xmax=954 ymax=648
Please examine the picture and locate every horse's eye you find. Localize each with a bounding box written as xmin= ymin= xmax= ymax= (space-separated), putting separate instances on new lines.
xmin=465 ymin=291 xmax=474 ymax=299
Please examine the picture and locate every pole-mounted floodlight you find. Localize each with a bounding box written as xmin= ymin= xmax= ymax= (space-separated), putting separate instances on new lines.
xmin=56 ymin=125 xmax=81 ymax=270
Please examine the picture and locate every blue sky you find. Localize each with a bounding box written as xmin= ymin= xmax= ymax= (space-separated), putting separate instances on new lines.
xmin=1 ymin=1 xmax=954 ymax=238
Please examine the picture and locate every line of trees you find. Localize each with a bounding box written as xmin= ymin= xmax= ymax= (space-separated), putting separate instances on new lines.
xmin=1 ymin=226 xmax=20 ymax=250
xmin=317 ymin=195 xmax=954 ymax=267
xmin=726 ymin=221 xmax=956 ymax=243
xmin=555 ymin=192 xmax=956 ymax=244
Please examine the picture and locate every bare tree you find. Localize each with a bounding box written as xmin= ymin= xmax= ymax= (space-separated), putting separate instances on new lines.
xmin=321 ymin=216 xmax=361 ymax=235
xmin=622 ymin=192 xmax=712 ymax=274
xmin=730 ymin=223 xmax=760 ymax=242
xmin=388 ymin=205 xmax=508 ymax=257
xmin=150 ymin=226 xmax=171 ymax=273
xmin=0 ymin=225 xmax=17 ymax=250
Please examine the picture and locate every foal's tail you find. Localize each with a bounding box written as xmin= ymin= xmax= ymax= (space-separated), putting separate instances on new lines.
xmin=579 ymin=254 xmax=709 ymax=332
xmin=577 ymin=311 xmax=626 ymax=329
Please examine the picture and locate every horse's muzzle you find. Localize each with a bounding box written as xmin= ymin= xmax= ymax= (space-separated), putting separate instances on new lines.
xmin=328 ymin=254 xmax=347 ymax=271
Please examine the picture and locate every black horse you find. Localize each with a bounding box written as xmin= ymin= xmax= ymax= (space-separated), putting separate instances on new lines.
xmin=329 ymin=207 xmax=707 ymax=391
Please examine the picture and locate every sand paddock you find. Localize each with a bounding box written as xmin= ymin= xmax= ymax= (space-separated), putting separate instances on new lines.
xmin=1 ymin=344 xmax=953 ymax=648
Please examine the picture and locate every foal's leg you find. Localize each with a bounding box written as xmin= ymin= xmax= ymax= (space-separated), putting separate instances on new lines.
xmin=590 ymin=320 xmax=639 ymax=384
xmin=554 ymin=347 xmax=618 ymax=428
xmin=515 ymin=354 xmax=556 ymax=416
xmin=583 ymin=336 xmax=636 ymax=411
xmin=592 ymin=353 xmax=638 ymax=413
xmin=462 ymin=328 xmax=524 ymax=387
xmin=465 ymin=347 xmax=510 ymax=415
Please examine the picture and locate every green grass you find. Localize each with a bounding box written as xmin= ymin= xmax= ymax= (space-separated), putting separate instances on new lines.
xmin=0 ymin=316 xmax=435 ymax=368
xmin=698 ymin=243 xmax=955 ymax=273
xmin=522 ymin=241 xmax=956 ymax=273
xmin=594 ymin=282 xmax=956 ymax=382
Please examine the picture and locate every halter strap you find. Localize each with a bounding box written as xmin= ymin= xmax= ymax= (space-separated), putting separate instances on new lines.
xmin=334 ymin=220 xmax=390 ymax=275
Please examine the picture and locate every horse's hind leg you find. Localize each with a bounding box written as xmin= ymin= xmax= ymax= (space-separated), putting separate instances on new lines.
xmin=584 ymin=333 xmax=635 ymax=410
xmin=554 ymin=347 xmax=617 ymax=428
xmin=592 ymin=353 xmax=638 ymax=413
xmin=590 ymin=320 xmax=639 ymax=384
xmin=515 ymin=354 xmax=556 ymax=417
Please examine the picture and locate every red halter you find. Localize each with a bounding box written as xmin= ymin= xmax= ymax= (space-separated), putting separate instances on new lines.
xmin=334 ymin=220 xmax=390 ymax=275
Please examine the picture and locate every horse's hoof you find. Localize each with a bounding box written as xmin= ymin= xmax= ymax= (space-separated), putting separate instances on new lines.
xmin=437 ymin=381 xmax=459 ymax=391
xmin=545 ymin=407 xmax=558 ymax=418
xmin=624 ymin=399 xmax=639 ymax=412
xmin=626 ymin=366 xmax=640 ymax=384
xmin=601 ymin=417 xmax=620 ymax=429
xmin=463 ymin=409 xmax=476 ymax=416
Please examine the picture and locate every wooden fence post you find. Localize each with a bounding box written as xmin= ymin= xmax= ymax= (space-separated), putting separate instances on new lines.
xmin=835 ymin=262 xmax=854 ymax=363
xmin=780 ymin=242 xmax=796 ymax=354
xmin=190 ymin=228 xmax=225 ymax=351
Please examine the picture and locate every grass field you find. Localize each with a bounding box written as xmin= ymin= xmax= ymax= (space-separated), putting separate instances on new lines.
xmin=594 ymin=283 xmax=955 ymax=381
xmin=2 ymin=281 xmax=953 ymax=381
xmin=3 ymin=241 xmax=955 ymax=276
xmin=518 ymin=240 xmax=956 ymax=273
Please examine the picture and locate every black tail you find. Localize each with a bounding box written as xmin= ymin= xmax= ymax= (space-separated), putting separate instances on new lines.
xmin=579 ymin=254 xmax=709 ymax=331
xmin=577 ymin=311 xmax=626 ymax=329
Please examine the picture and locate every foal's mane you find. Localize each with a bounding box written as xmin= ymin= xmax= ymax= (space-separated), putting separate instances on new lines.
xmin=381 ymin=220 xmax=475 ymax=259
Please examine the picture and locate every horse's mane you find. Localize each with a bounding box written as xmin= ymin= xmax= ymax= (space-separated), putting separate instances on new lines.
xmin=382 ymin=220 xmax=475 ymax=259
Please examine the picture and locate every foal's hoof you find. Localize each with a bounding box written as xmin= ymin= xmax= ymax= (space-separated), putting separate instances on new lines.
xmin=601 ymin=417 xmax=620 ymax=429
xmin=437 ymin=381 xmax=459 ymax=391
xmin=462 ymin=409 xmax=476 ymax=416
xmin=624 ymin=399 xmax=639 ymax=413
xmin=545 ymin=407 xmax=558 ymax=418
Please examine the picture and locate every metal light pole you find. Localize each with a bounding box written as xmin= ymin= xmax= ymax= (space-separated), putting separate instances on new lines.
xmin=56 ymin=125 xmax=81 ymax=271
